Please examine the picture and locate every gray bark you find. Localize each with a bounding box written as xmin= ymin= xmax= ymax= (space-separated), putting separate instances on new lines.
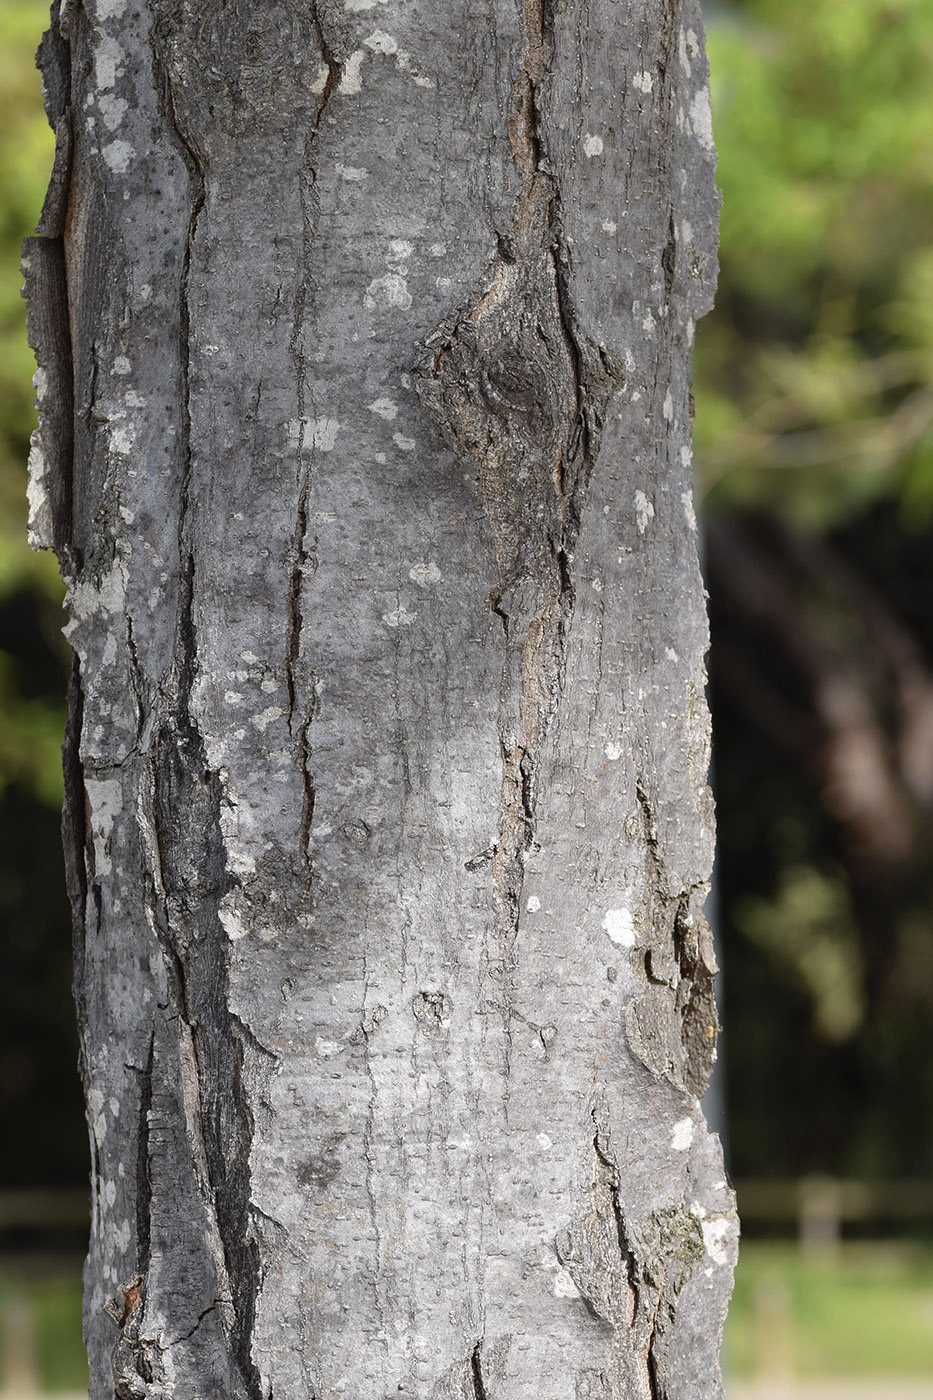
xmin=24 ymin=0 xmax=735 ymax=1394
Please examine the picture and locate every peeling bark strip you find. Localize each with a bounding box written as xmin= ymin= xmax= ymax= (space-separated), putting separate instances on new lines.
xmin=26 ymin=0 xmax=735 ymax=1394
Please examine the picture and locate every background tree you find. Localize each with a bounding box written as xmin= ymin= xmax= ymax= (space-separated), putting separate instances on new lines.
xmin=696 ymin=0 xmax=933 ymax=1183
xmin=23 ymin=0 xmax=733 ymax=1396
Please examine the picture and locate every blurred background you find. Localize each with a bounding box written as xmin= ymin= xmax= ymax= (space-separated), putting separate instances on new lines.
xmin=1 ymin=0 xmax=932 ymax=1395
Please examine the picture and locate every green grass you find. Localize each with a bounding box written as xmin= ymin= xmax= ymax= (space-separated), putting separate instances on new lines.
xmin=0 ymin=1268 xmax=87 ymax=1393
xmin=726 ymin=1240 xmax=933 ymax=1378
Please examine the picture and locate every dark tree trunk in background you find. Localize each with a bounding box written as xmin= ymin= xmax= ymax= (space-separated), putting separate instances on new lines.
xmin=24 ymin=0 xmax=734 ymax=1393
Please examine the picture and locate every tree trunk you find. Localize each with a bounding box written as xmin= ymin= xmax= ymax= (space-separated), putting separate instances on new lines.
xmin=24 ymin=0 xmax=735 ymax=1394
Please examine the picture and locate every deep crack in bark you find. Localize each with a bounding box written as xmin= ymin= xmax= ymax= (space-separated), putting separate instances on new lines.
xmin=284 ymin=0 xmax=336 ymax=872
xmin=470 ymin=1342 xmax=489 ymax=1400
xmin=144 ymin=35 xmax=268 ymax=1400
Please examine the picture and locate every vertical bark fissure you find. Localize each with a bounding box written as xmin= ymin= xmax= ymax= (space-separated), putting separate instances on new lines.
xmin=161 ymin=555 xmax=267 ymax=1400
xmin=588 ymin=1112 xmax=668 ymax=1400
xmin=146 ymin=43 xmax=268 ymax=1399
xmin=631 ymin=775 xmax=720 ymax=1096
xmin=152 ymin=47 xmax=204 ymax=614
xmin=470 ymin=1342 xmax=489 ymax=1400
xmin=591 ymin=1116 xmax=638 ymax=1299
xmin=285 ymin=0 xmax=338 ymax=869
xmin=62 ymin=654 xmax=88 ymax=991
xmin=135 ymin=1032 xmax=155 ymax=1279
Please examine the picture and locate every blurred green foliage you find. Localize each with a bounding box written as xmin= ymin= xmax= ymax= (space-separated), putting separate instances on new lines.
xmin=0 ymin=0 xmax=85 ymax=1196
xmin=0 ymin=0 xmax=63 ymax=806
xmin=0 ymin=1270 xmax=87 ymax=1391
xmin=697 ymin=0 xmax=933 ymax=525
xmin=696 ymin=0 xmax=933 ymax=1183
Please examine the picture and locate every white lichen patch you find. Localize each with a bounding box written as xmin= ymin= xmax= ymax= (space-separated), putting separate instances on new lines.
xmin=250 ymin=707 xmax=284 ymax=733
xmin=408 ymin=561 xmax=441 ymax=585
xmin=632 ymin=69 xmax=654 ymax=93
xmin=526 ymin=895 xmax=541 ymax=913
xmin=386 ymin=238 xmax=414 ymax=269
xmin=702 ymin=1217 xmax=733 ymax=1266
xmin=663 ymin=389 xmax=674 ymax=421
xmin=309 ymin=64 xmax=330 ymax=95
xmin=310 ymin=417 xmax=340 ymax=452
xmin=338 ymin=49 xmax=366 ymax=94
xmin=364 ymin=273 xmax=412 ymax=311
xmin=602 ymin=219 xmax=617 ymax=234
xmin=536 ymin=1133 xmax=553 ymax=1150
xmin=671 ymin=1117 xmax=695 ymax=1151
xmin=65 ymin=557 xmax=127 ymax=631
xmin=553 ymin=1268 xmax=581 ymax=1299
xmin=219 ymin=894 xmax=248 ymax=942
xmin=336 ymin=162 xmax=369 ymax=182
xmin=634 ymin=489 xmax=655 ymax=534
xmin=217 ymin=800 xmax=257 ymax=880
xmin=85 ymin=777 xmax=123 ymax=878
xmin=604 ymin=741 xmax=623 ymax=761
xmin=315 ymin=1037 xmax=345 ymax=1059
xmin=109 ymin=421 xmax=135 ymax=456
xmin=602 ymin=907 xmax=636 ymax=948
xmin=382 ymin=605 xmax=417 ymax=628
xmin=26 ymin=439 xmax=52 ymax=550
xmin=344 ymin=0 xmax=387 ymax=10
xmin=393 ymin=433 xmax=416 ymax=451
xmin=369 ymin=396 xmax=398 ymax=419
xmin=99 ymin=93 xmax=127 ymax=130
xmin=582 ymin=133 xmax=604 ymax=157
xmin=88 ymin=1088 xmax=107 ymax=1142
xmin=682 ymin=488 xmax=698 ymax=532
xmin=96 ymin=0 xmax=128 ymax=15
xmin=288 ymin=417 xmax=340 ymax=452
xmin=364 ymin=28 xmax=398 ymax=53
xmin=690 ymin=86 xmax=715 ymax=152
xmin=678 ymin=27 xmax=693 ymax=76
xmin=94 ymin=35 xmax=123 ymax=89
xmin=642 ymin=309 xmax=656 ymax=334
xmin=665 ymin=646 xmax=679 ymax=663
xmin=102 ymin=139 xmax=134 ymax=173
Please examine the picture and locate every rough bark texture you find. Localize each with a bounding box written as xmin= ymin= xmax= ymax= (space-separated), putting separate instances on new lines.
xmin=25 ymin=0 xmax=736 ymax=1394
